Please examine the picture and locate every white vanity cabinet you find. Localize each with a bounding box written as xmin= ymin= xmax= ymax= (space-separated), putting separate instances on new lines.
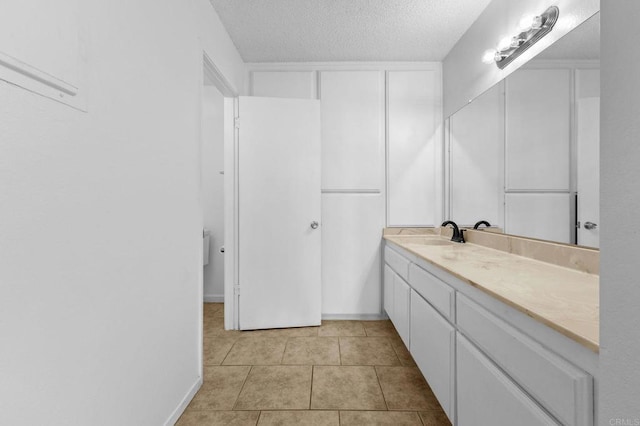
xmin=383 ymin=240 xmax=595 ymax=426
xmin=392 ymin=274 xmax=411 ymax=347
xmin=383 ymin=265 xmax=394 ymax=320
xmin=410 ymin=290 xmax=455 ymax=421
xmin=456 ymin=334 xmax=560 ymax=426
xmin=383 ymin=248 xmax=411 ymax=347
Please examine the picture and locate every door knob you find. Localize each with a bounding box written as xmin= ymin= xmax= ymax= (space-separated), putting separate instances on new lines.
xmin=310 ymin=221 xmax=319 ymax=229
xmin=584 ymin=221 xmax=598 ymax=230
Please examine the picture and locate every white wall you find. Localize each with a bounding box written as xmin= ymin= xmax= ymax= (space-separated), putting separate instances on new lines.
xmin=0 ymin=0 xmax=243 ymax=424
xmin=599 ymin=0 xmax=640 ymax=422
xmin=202 ymin=86 xmax=225 ymax=302
xmin=194 ymin=0 xmax=245 ymax=95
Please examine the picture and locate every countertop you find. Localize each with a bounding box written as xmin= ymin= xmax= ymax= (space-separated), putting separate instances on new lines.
xmin=383 ymin=233 xmax=599 ymax=352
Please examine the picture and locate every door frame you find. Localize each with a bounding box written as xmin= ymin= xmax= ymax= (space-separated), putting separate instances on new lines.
xmin=202 ymin=52 xmax=239 ymax=330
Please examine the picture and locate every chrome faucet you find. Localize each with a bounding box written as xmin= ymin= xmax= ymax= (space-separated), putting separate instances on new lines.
xmin=441 ymin=221 xmax=465 ymax=243
xmin=473 ymin=220 xmax=491 ymax=230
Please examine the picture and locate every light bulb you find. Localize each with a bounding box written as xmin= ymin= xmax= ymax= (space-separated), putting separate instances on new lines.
xmin=482 ymin=50 xmax=496 ymax=64
xmin=531 ymin=15 xmax=544 ymax=29
xmin=510 ymin=35 xmax=525 ymax=48
xmin=497 ymin=36 xmax=512 ymax=52
xmin=517 ymin=15 xmax=535 ymax=32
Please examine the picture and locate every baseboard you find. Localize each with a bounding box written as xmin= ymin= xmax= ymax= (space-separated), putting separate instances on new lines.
xmin=322 ymin=313 xmax=387 ymax=320
xmin=164 ymin=376 xmax=202 ymax=426
xmin=203 ymin=294 xmax=224 ymax=303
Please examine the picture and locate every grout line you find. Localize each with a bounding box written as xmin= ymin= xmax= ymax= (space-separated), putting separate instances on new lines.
xmin=280 ymin=338 xmax=289 ymax=365
xmin=417 ymin=411 xmax=426 ymax=426
xmin=373 ymin=366 xmax=389 ymax=411
xmin=386 ymin=337 xmax=402 ymax=365
xmin=309 ymin=365 xmax=314 ymax=410
xmin=232 ymin=365 xmax=253 ymax=411
xmin=219 ymin=338 xmax=238 ymax=365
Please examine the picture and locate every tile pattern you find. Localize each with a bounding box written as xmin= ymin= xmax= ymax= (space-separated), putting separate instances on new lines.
xmin=177 ymin=303 xmax=450 ymax=425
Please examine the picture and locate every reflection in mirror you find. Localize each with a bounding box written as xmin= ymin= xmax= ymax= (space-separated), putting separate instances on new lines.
xmin=447 ymin=13 xmax=600 ymax=248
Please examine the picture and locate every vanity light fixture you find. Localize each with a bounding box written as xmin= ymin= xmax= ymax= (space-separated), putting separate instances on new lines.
xmin=485 ymin=6 xmax=559 ymax=69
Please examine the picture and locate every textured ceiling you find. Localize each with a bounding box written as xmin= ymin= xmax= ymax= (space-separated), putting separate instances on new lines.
xmin=537 ymin=13 xmax=600 ymax=60
xmin=209 ymin=0 xmax=492 ymax=62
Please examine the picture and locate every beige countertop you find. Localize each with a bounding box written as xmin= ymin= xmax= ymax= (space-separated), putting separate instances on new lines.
xmin=383 ymin=232 xmax=599 ymax=352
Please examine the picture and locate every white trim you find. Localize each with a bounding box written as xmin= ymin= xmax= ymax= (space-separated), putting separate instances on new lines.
xmin=201 ymin=45 xmax=240 ymax=328
xmin=163 ymin=376 xmax=202 ymax=426
xmin=0 ymin=51 xmax=78 ymax=95
xmin=384 ymin=71 xmax=390 ymax=227
xmin=203 ymin=294 xmax=225 ymax=303
xmin=433 ymin=64 xmax=445 ymax=226
xmin=246 ymin=61 xmax=441 ymax=71
xmin=0 ymin=3 xmax=88 ymax=111
xmin=524 ymin=59 xmax=600 ymax=70
xmin=223 ymin=98 xmax=237 ymax=330
xmin=322 ymin=313 xmax=388 ymax=320
xmin=321 ymin=189 xmax=381 ymax=194
xmin=203 ymin=52 xmax=239 ymax=97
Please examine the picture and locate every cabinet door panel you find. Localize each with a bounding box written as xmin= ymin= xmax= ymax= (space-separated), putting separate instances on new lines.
xmin=388 ymin=70 xmax=439 ymax=225
xmin=320 ymin=71 xmax=384 ymax=190
xmin=393 ymin=275 xmax=411 ymax=347
xmin=410 ymin=291 xmax=455 ymax=422
xmin=321 ymin=194 xmax=384 ymax=315
xmin=457 ymin=334 xmax=560 ymax=426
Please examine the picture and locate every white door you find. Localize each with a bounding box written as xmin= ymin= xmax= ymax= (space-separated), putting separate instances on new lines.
xmin=238 ymin=96 xmax=321 ymax=330
xmin=577 ymin=97 xmax=600 ymax=248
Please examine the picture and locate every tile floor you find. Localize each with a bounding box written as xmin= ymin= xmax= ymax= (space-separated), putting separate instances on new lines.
xmin=177 ymin=303 xmax=451 ymax=426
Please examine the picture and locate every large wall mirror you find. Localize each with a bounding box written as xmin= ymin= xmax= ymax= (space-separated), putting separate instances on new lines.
xmin=445 ymin=12 xmax=600 ymax=248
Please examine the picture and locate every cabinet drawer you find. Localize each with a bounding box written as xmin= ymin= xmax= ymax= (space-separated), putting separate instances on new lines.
xmin=384 ymin=245 xmax=410 ymax=280
xmin=457 ymin=295 xmax=593 ymax=426
xmin=457 ymin=333 xmax=560 ymax=426
xmin=408 ymin=263 xmax=455 ymax=321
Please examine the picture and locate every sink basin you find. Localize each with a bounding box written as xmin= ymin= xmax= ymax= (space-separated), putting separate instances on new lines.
xmin=388 ymin=236 xmax=454 ymax=246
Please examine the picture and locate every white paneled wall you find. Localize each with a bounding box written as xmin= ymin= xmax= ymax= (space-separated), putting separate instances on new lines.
xmin=450 ymin=82 xmax=504 ymax=228
xmin=320 ymin=71 xmax=385 ymax=190
xmin=505 ymin=193 xmax=572 ymax=242
xmin=388 ymin=70 xmax=440 ymax=226
xmin=321 ymin=193 xmax=385 ymax=316
xmin=251 ymin=71 xmax=316 ymax=99
xmin=449 ymin=62 xmax=598 ymax=244
xmin=576 ymin=69 xmax=600 ymax=248
xmin=248 ymin=64 xmax=441 ymax=316
xmin=505 ymin=69 xmax=571 ymax=191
